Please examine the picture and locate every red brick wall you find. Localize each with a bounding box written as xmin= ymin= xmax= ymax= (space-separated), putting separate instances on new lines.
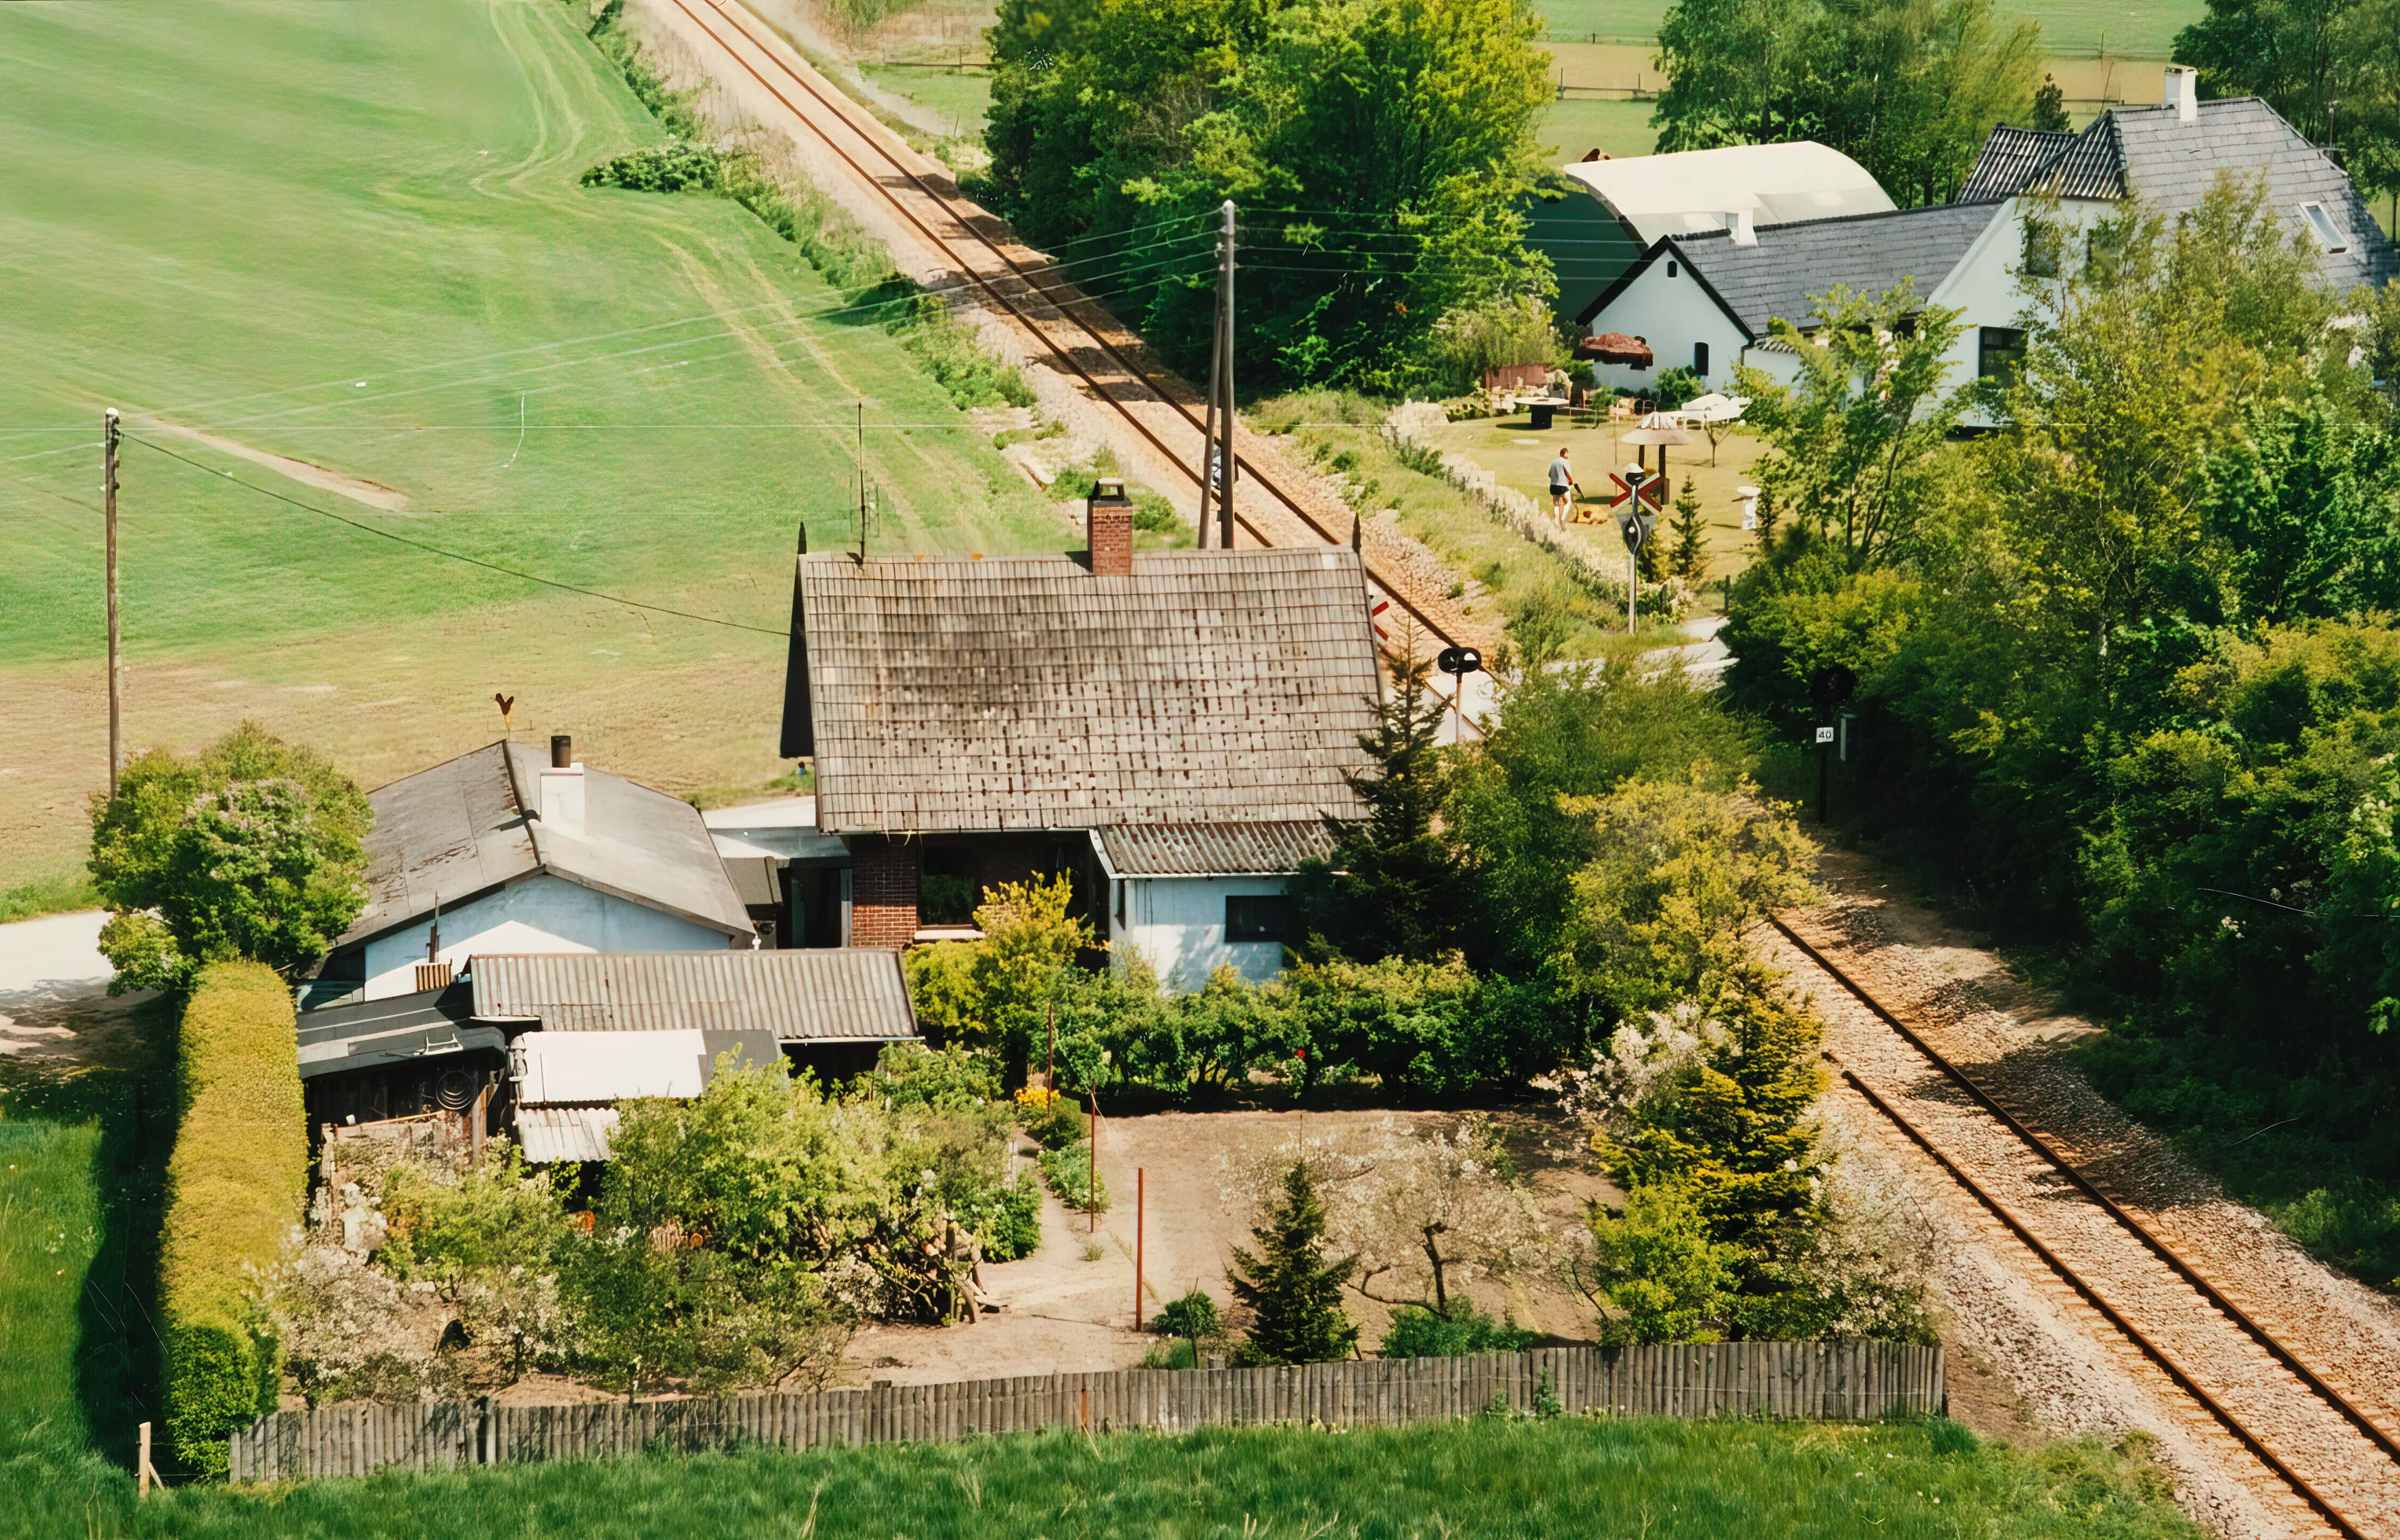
xmin=1088 ymin=502 xmax=1133 ymax=576
xmin=850 ymin=837 xmax=920 ymax=949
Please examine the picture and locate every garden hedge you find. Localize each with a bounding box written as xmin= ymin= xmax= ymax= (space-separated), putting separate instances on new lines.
xmin=160 ymin=960 xmax=306 ymax=1473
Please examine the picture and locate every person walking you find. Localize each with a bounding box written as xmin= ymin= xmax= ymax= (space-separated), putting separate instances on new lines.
xmin=1548 ymin=446 xmax=1581 ymax=523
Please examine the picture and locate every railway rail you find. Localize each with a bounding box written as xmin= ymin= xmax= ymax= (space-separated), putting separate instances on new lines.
xmin=1769 ymin=914 xmax=2400 ymax=1540
xmin=666 ymin=0 xmax=1475 ymax=659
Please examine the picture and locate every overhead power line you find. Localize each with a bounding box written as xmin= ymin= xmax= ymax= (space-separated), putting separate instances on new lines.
xmin=120 ymin=433 xmax=791 ymax=639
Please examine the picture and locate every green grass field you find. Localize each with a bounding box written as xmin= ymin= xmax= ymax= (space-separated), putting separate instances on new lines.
xmin=4 ymin=1406 xmax=2204 ymax=1539
xmin=0 ymin=0 xmax=1072 ymax=891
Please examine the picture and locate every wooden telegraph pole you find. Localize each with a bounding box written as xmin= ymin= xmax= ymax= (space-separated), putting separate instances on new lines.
xmin=1197 ymin=203 xmax=1237 ymax=549
xmin=104 ymin=408 xmax=124 ymax=799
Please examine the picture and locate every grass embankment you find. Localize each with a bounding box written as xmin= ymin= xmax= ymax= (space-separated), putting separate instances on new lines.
xmin=0 ymin=1023 xmax=175 ymax=1496
xmin=3 ymin=1414 xmax=2199 ymax=1539
xmin=0 ymin=872 xmax=102 ymax=925
xmin=0 ymin=0 xmax=1069 ymax=889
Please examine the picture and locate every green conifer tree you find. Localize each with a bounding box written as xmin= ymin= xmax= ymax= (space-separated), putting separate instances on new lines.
xmin=2031 ymin=73 xmax=2069 ymax=133
xmin=1752 ymin=484 xmax=1779 ymax=548
xmin=1668 ymin=476 xmax=1708 ymax=582
xmin=1228 ymin=1160 xmax=1358 ymax=1364
xmin=1288 ymin=650 xmax=1464 ymax=962
xmin=1638 ymin=503 xmax=1667 ymax=583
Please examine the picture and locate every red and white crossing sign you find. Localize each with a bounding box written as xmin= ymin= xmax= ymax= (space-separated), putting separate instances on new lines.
xmin=1607 ymin=471 xmax=1666 ymax=511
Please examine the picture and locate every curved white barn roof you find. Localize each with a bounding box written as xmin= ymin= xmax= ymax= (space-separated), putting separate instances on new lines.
xmin=1560 ymin=142 xmax=1895 ymax=245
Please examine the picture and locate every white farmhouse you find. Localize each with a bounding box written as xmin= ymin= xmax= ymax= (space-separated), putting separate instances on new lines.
xmin=1579 ymin=71 xmax=2398 ymax=400
xmin=308 ymin=736 xmax=756 ymax=1006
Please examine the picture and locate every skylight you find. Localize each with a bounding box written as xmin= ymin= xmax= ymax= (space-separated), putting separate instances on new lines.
xmin=2299 ymin=202 xmax=2348 ymax=253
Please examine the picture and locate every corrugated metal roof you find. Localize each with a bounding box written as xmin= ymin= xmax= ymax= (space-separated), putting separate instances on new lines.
xmin=295 ymin=981 xmax=503 ymax=1078
xmin=1958 ymin=126 xmax=2078 ymax=201
xmin=472 ymin=949 xmax=918 ymax=1041
xmin=790 ymin=550 xmax=1379 ymax=835
xmin=341 ymin=743 xmax=756 ymax=947
xmin=514 ymin=1105 xmax=620 ymax=1163
xmin=1095 ymin=821 xmax=1337 ymax=876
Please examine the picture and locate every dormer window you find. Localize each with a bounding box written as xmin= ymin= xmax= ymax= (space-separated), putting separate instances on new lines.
xmin=2299 ymin=202 xmax=2347 ymax=253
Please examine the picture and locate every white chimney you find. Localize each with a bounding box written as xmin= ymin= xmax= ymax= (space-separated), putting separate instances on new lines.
xmin=2163 ymin=65 xmax=2199 ymax=122
xmin=540 ymin=733 xmax=585 ymax=837
xmin=1725 ymin=209 xmax=1757 ymax=246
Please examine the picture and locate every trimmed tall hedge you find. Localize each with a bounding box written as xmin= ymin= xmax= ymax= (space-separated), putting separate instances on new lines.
xmin=161 ymin=960 xmax=306 ymax=1474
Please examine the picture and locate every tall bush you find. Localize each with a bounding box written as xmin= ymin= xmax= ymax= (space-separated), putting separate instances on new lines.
xmin=160 ymin=961 xmax=306 ymax=1473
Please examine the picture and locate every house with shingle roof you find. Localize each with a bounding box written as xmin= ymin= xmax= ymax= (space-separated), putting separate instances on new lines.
xmin=1579 ymin=69 xmax=2395 ymax=403
xmin=780 ymin=483 xmax=1379 ymax=985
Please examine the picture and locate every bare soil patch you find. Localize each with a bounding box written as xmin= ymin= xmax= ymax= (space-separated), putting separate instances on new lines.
xmin=141 ymin=418 xmax=411 ymax=512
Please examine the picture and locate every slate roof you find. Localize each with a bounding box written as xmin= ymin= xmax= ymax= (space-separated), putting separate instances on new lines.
xmin=339 ymin=743 xmax=754 ymax=947
xmin=472 ymin=949 xmax=919 ymax=1041
xmin=1959 ymin=126 xmax=2078 ymax=202
xmin=791 ymin=550 xmax=1379 ymax=835
xmin=1598 ymin=201 xmax=2004 ymax=336
xmin=1094 ymin=821 xmax=1339 ymax=877
xmin=1962 ymin=99 xmax=2398 ymax=288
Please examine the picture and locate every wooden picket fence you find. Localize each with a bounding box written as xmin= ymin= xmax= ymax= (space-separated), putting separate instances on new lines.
xmin=229 ymin=1340 xmax=1943 ymax=1484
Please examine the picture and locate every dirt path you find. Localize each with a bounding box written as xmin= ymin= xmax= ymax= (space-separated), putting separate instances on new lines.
xmin=844 ymin=1108 xmax=1614 ymax=1386
xmin=140 ymin=418 xmax=411 ymax=511
xmin=0 ymin=909 xmax=151 ymax=1065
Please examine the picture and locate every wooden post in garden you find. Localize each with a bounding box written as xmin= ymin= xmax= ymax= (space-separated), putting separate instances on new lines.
xmin=1135 ymin=1168 xmax=1146 ymax=1330
xmin=137 ymin=1421 xmax=151 ymax=1497
xmin=1087 ymin=1095 xmax=1098 ymax=1234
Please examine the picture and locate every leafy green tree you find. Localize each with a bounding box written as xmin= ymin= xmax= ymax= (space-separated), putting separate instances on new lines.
xmin=2030 ymin=72 xmax=2069 ymax=131
xmin=1227 ymin=1159 xmax=1359 ymax=1363
xmin=1578 ymin=1179 xmax=1734 ymax=1344
xmin=1559 ymin=781 xmax=1818 ymax=1019
xmin=1653 ymin=0 xmax=2039 ymax=205
xmin=88 ymin=721 xmax=370 ymax=993
xmin=984 ymin=0 xmax=1554 ymax=392
xmin=1651 ymin=365 xmax=1703 ymax=410
xmin=1733 ymin=282 xmax=1967 ymax=572
xmin=2172 ymin=0 xmax=2377 ymax=155
xmin=1668 ymin=476 xmax=1710 ymax=582
xmin=2197 ymin=394 xmax=2400 ymax=625
xmin=1449 ymin=657 xmax=1753 ymax=975
xmin=1290 ymin=651 xmax=1466 ymax=963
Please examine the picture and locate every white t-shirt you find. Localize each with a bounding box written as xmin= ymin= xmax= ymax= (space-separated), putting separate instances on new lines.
xmin=1548 ymin=456 xmax=1572 ymax=490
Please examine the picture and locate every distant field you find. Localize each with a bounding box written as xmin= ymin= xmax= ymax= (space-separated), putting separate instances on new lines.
xmin=1533 ymin=0 xmax=2201 ymax=54
xmin=0 ymin=0 xmax=1069 ymax=888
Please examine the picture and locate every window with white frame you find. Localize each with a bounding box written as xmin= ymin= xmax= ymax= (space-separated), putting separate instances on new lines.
xmin=2299 ymin=202 xmax=2348 ymax=253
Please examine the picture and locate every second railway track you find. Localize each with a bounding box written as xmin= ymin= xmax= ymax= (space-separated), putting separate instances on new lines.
xmin=662 ymin=0 xmax=1478 ymax=657
xmin=1767 ymin=914 xmax=2400 ymax=1539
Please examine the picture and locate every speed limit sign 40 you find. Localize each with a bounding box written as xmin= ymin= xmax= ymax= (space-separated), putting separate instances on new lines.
xmin=1814 ymin=726 xmax=1836 ymax=745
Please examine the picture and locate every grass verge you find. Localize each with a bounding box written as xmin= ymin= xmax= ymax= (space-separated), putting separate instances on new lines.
xmin=1 ymin=1414 xmax=2198 ymax=1537
xmin=0 ymin=871 xmax=101 ymax=925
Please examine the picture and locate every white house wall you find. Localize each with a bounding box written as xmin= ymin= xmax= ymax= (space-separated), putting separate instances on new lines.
xmin=1586 ymin=256 xmax=1753 ymax=395
xmin=363 ymin=872 xmax=734 ymax=999
xmin=1109 ymin=876 xmax=1291 ymax=990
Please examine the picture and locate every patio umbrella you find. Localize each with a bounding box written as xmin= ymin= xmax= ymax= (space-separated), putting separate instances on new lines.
xmin=1619 ymin=411 xmax=1691 ymax=482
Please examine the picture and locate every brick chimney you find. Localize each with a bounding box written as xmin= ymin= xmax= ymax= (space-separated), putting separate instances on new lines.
xmin=1087 ymin=477 xmax=1134 ymax=576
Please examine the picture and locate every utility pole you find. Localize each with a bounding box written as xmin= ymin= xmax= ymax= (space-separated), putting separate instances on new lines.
xmin=1215 ymin=200 xmax=1237 ymax=552
xmin=1197 ymin=202 xmax=1237 ymax=549
xmin=854 ymin=402 xmax=868 ymax=563
xmin=104 ymin=408 xmax=122 ymax=799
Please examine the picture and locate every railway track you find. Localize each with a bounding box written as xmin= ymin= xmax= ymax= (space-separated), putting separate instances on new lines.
xmin=1767 ymin=914 xmax=2400 ymax=1539
xmin=664 ymin=0 xmax=1478 ymax=661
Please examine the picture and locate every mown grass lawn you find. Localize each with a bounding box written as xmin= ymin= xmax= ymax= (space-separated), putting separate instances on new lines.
xmin=0 ymin=0 xmax=1067 ymax=889
xmin=4 ymin=1412 xmax=2202 ymax=1539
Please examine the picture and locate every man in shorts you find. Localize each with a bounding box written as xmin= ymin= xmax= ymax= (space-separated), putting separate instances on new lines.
xmin=1548 ymin=446 xmax=1580 ymax=522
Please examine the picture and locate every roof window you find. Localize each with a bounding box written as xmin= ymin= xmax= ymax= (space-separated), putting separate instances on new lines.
xmin=2299 ymin=202 xmax=2347 ymax=253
